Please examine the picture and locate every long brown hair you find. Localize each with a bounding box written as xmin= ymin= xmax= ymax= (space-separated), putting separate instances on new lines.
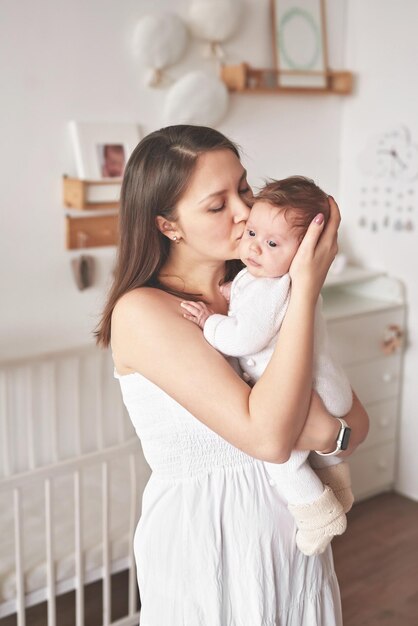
xmin=95 ymin=125 xmax=244 ymax=348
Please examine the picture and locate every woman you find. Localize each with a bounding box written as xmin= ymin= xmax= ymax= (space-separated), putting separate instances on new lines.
xmin=96 ymin=125 xmax=369 ymax=625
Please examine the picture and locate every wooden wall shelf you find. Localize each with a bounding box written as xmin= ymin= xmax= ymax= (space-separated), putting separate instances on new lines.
xmin=220 ymin=63 xmax=353 ymax=95
xmin=66 ymin=214 xmax=118 ymax=249
xmin=63 ymin=177 xmax=119 ymax=249
xmin=63 ymin=176 xmax=121 ymax=210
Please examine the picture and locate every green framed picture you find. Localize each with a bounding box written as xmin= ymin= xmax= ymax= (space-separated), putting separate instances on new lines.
xmin=271 ymin=0 xmax=328 ymax=88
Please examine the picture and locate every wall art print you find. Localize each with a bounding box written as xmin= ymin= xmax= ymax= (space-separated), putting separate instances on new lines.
xmin=271 ymin=0 xmax=328 ymax=88
xmin=357 ymin=125 xmax=418 ymax=233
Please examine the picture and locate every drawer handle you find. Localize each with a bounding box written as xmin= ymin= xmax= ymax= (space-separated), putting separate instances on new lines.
xmin=381 ymin=324 xmax=404 ymax=355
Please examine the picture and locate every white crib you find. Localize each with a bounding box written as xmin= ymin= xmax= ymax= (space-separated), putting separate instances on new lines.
xmin=0 ymin=345 xmax=151 ymax=626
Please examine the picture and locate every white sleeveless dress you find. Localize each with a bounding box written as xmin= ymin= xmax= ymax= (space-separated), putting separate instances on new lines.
xmin=115 ymin=369 xmax=343 ymax=626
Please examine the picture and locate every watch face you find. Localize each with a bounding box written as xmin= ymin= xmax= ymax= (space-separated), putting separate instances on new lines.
xmin=340 ymin=427 xmax=351 ymax=451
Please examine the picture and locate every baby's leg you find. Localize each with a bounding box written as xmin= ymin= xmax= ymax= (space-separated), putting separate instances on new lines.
xmin=265 ymin=452 xmax=346 ymax=556
xmin=310 ymin=452 xmax=354 ymax=513
xmin=265 ymin=451 xmax=324 ymax=505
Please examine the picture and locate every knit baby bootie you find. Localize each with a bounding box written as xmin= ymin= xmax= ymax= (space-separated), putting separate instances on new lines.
xmin=288 ymin=485 xmax=347 ymax=556
xmin=314 ymin=462 xmax=354 ymax=513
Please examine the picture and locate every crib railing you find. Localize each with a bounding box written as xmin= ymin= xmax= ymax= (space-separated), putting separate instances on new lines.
xmin=0 ymin=345 xmax=135 ymax=478
xmin=0 ymin=439 xmax=141 ymax=626
xmin=0 ymin=345 xmax=149 ymax=626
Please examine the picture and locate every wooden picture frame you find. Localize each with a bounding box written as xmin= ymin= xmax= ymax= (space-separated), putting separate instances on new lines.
xmin=271 ymin=0 xmax=328 ymax=89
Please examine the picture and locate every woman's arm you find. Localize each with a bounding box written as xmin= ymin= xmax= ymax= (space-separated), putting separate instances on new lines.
xmin=336 ymin=392 xmax=370 ymax=456
xmin=245 ymin=201 xmax=341 ymax=459
xmin=294 ymin=391 xmax=369 ymax=456
xmin=111 ymin=202 xmax=340 ymax=464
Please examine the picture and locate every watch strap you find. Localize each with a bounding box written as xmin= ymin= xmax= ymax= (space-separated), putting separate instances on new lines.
xmin=315 ymin=418 xmax=351 ymax=457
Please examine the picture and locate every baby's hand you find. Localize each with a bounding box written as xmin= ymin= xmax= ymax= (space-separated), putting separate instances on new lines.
xmin=219 ymin=282 xmax=232 ymax=303
xmin=180 ymin=301 xmax=214 ymax=329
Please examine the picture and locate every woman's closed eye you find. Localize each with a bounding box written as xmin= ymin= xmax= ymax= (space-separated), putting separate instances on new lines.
xmin=209 ymin=203 xmax=225 ymax=213
xmin=208 ymin=185 xmax=251 ymax=213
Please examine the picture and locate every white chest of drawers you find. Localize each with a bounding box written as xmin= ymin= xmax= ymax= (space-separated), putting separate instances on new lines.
xmin=322 ymin=266 xmax=406 ymax=501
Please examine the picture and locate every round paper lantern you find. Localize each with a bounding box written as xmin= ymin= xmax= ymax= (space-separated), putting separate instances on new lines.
xmin=164 ymin=71 xmax=229 ymax=127
xmin=132 ymin=13 xmax=189 ymax=86
xmin=188 ymin=0 xmax=242 ymax=57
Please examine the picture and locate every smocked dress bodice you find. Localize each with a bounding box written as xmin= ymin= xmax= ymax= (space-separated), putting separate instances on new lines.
xmin=117 ymin=368 xmax=254 ymax=480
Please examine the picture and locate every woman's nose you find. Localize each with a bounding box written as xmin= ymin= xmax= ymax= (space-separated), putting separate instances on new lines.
xmin=232 ymin=198 xmax=251 ymax=223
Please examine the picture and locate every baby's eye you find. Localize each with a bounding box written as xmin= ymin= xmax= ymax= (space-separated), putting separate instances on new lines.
xmin=267 ymin=241 xmax=277 ymax=248
xmin=248 ymin=230 xmax=256 ymax=237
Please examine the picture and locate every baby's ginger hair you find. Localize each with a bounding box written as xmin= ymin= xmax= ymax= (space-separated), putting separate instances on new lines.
xmin=256 ymin=176 xmax=330 ymax=240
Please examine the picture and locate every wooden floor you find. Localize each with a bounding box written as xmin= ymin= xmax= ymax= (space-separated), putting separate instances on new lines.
xmin=334 ymin=492 xmax=418 ymax=626
xmin=1 ymin=492 xmax=417 ymax=625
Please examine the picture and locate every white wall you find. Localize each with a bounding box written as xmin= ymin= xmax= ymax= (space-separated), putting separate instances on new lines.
xmin=0 ymin=0 xmax=347 ymax=360
xmin=338 ymin=0 xmax=418 ymax=499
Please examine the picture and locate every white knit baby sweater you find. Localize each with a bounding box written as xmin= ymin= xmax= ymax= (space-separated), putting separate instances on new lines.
xmin=204 ymin=268 xmax=353 ymax=505
xmin=204 ymin=268 xmax=352 ymax=417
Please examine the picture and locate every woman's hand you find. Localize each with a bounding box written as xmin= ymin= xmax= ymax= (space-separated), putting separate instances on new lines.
xmin=295 ymin=390 xmax=369 ymax=456
xmin=289 ymin=197 xmax=340 ymax=302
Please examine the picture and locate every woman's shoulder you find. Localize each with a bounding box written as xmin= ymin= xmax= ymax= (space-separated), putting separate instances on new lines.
xmin=114 ymin=286 xmax=180 ymax=321
xmin=112 ymin=287 xmax=183 ymax=346
xmin=111 ymin=287 xmax=187 ymax=374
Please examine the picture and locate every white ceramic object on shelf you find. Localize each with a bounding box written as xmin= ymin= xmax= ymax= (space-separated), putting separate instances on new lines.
xmin=132 ymin=13 xmax=189 ymax=86
xmin=164 ymin=71 xmax=229 ymax=127
xmin=187 ymin=0 xmax=242 ymax=58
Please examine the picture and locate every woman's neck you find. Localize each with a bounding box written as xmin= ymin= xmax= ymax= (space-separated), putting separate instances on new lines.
xmin=159 ymin=251 xmax=226 ymax=304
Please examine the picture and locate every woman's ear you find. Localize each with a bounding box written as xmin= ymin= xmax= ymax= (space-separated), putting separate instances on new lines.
xmin=155 ymin=215 xmax=176 ymax=238
xmin=155 ymin=215 xmax=184 ymax=244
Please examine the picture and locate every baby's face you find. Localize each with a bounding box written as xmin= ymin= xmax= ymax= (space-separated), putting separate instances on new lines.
xmin=239 ymin=201 xmax=300 ymax=278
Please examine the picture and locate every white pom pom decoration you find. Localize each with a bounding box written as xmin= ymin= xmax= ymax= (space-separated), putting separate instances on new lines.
xmin=188 ymin=0 xmax=242 ymax=58
xmin=164 ymin=71 xmax=229 ymax=127
xmin=132 ymin=13 xmax=189 ymax=86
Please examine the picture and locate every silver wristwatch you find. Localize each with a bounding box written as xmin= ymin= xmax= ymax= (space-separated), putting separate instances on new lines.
xmin=315 ymin=417 xmax=351 ymax=456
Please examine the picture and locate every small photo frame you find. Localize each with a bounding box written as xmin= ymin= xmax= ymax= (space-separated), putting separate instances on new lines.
xmin=271 ymin=0 xmax=328 ymax=89
xmin=69 ymin=121 xmax=141 ymax=180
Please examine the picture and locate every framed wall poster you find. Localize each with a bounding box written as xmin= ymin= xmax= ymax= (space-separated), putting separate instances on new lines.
xmin=69 ymin=121 xmax=141 ymax=180
xmin=271 ymin=0 xmax=328 ymax=89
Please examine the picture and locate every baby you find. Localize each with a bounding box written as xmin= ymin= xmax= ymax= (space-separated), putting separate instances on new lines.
xmin=181 ymin=176 xmax=354 ymax=556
